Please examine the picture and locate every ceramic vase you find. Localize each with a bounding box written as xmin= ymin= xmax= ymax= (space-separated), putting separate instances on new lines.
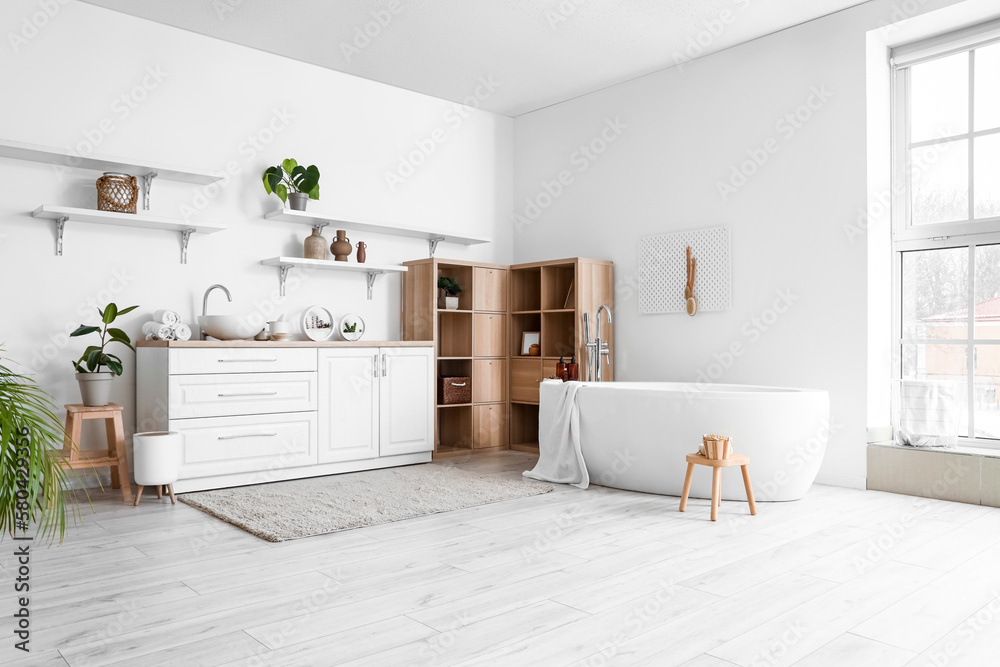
xmin=331 ymin=229 xmax=352 ymax=262
xmin=356 ymin=241 xmax=367 ymax=263
xmin=304 ymin=226 xmax=327 ymax=260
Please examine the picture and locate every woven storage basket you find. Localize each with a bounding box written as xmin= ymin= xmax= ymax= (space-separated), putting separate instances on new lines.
xmin=96 ymin=172 xmax=139 ymax=214
xmin=702 ymin=434 xmax=733 ymax=460
xmin=439 ymin=376 xmax=471 ymax=404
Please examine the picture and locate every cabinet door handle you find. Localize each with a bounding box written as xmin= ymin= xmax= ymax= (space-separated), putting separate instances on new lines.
xmin=217 ymin=391 xmax=279 ymax=398
xmin=382 ymin=353 xmax=387 ymax=377
xmin=217 ymin=432 xmax=277 ymax=440
xmin=217 ymin=358 xmax=277 ymax=363
xmin=373 ymin=354 xmax=378 ymax=377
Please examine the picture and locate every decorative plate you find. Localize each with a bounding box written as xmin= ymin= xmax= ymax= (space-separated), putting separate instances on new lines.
xmin=301 ymin=305 xmax=335 ymax=341
xmin=340 ymin=313 xmax=365 ymax=341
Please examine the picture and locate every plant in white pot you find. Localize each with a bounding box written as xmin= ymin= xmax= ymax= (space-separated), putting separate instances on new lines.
xmin=70 ymin=303 xmax=138 ymax=407
xmin=438 ymin=277 xmax=463 ymax=310
xmin=263 ymin=158 xmax=320 ymax=211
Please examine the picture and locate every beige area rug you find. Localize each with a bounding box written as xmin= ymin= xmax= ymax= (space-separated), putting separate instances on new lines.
xmin=178 ymin=464 xmax=553 ymax=542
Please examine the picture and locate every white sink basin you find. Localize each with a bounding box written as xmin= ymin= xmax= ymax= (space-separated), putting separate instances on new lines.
xmin=198 ymin=315 xmax=257 ymax=341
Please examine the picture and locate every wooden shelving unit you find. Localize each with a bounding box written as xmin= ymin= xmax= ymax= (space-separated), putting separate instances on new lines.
xmin=402 ymin=258 xmax=509 ymax=458
xmin=264 ymin=208 xmax=491 ymax=257
xmin=507 ymin=258 xmax=615 ymax=452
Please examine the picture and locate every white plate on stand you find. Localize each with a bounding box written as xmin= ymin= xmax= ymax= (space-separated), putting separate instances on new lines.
xmin=302 ymin=305 xmax=335 ymax=341
xmin=340 ymin=313 xmax=365 ymax=341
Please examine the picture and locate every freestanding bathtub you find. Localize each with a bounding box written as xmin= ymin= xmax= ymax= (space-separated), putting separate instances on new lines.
xmin=554 ymin=382 xmax=830 ymax=501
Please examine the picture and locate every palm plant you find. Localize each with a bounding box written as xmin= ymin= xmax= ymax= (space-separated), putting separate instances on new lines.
xmin=0 ymin=351 xmax=68 ymax=541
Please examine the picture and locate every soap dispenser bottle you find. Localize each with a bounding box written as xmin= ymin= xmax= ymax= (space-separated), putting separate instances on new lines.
xmin=556 ymin=356 xmax=567 ymax=382
xmin=567 ymin=355 xmax=579 ymax=381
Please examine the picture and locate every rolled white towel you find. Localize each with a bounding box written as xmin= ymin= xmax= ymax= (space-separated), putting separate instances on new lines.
xmin=171 ymin=323 xmax=192 ymax=341
xmin=153 ymin=310 xmax=180 ymax=326
xmin=142 ymin=321 xmax=172 ymax=339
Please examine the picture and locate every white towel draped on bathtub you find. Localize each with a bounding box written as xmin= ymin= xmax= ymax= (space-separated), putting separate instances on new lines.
xmin=524 ymin=381 xmax=589 ymax=489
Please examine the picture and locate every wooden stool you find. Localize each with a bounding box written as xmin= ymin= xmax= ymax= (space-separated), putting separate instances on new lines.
xmin=679 ymin=453 xmax=756 ymax=522
xmin=55 ymin=404 xmax=132 ymax=504
xmin=134 ymin=484 xmax=175 ymax=506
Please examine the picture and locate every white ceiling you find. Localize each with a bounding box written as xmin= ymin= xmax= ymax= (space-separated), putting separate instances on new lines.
xmin=82 ymin=0 xmax=871 ymax=117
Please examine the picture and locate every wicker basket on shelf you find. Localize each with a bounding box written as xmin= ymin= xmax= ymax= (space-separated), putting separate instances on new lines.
xmin=439 ymin=376 xmax=472 ymax=404
xmin=96 ymin=172 xmax=139 ymax=214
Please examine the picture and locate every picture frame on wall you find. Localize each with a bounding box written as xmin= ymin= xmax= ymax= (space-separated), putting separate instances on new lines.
xmin=521 ymin=331 xmax=540 ymax=356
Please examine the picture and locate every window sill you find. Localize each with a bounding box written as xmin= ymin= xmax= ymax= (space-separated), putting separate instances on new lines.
xmin=869 ymin=441 xmax=1000 ymax=458
xmin=867 ymin=442 xmax=1000 ymax=507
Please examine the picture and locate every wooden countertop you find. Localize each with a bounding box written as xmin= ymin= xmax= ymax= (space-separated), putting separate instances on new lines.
xmin=136 ymin=340 xmax=434 ymax=348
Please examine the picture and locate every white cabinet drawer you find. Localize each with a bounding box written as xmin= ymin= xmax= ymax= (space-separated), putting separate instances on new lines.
xmin=170 ymin=412 xmax=317 ymax=479
xmin=168 ymin=348 xmax=317 ymax=375
xmin=169 ymin=372 xmax=317 ymax=419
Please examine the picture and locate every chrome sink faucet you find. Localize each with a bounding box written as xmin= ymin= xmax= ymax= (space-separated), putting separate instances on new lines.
xmin=584 ymin=305 xmax=613 ymax=382
xmin=201 ymin=284 xmax=232 ymax=338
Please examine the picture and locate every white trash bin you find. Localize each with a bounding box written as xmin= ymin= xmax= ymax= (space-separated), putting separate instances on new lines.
xmin=132 ymin=431 xmax=182 ymax=506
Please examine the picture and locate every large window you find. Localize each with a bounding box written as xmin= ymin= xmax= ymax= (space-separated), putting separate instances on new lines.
xmin=893 ymin=24 xmax=1000 ymax=446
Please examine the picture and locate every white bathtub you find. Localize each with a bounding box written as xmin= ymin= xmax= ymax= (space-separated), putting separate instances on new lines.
xmin=561 ymin=382 xmax=830 ymax=501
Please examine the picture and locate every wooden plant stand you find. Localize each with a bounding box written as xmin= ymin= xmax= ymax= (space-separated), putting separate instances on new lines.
xmin=55 ymin=404 xmax=132 ymax=504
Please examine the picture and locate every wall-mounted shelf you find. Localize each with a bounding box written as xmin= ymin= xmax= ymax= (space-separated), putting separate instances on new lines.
xmin=31 ymin=205 xmax=226 ymax=263
xmin=1 ymin=138 xmax=222 ymax=210
xmin=263 ymin=209 xmax=491 ymax=257
xmin=260 ymin=256 xmax=407 ymax=300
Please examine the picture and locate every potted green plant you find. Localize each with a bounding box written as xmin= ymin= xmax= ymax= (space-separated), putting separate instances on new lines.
xmin=1 ymin=350 xmax=69 ymax=540
xmin=263 ymin=159 xmax=321 ymax=211
xmin=438 ymin=277 xmax=463 ymax=310
xmin=70 ymin=303 xmax=138 ymax=407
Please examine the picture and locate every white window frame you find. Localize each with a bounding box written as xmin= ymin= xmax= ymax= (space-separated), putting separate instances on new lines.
xmin=892 ymin=22 xmax=1000 ymax=449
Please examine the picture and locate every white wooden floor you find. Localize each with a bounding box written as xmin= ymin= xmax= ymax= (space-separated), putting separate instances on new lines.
xmin=2 ymin=451 xmax=1000 ymax=666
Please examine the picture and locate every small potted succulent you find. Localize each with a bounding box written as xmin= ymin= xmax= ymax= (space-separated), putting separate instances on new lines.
xmin=70 ymin=303 xmax=138 ymax=407
xmin=263 ymin=159 xmax=320 ymax=211
xmin=438 ymin=277 xmax=463 ymax=310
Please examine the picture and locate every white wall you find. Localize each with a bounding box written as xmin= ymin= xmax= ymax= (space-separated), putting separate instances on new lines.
xmin=511 ymin=0 xmax=962 ymax=488
xmin=0 ymin=1 xmax=512 ymax=453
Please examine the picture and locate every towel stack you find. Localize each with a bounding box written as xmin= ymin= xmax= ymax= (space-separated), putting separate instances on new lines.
xmin=143 ymin=309 xmax=192 ymax=341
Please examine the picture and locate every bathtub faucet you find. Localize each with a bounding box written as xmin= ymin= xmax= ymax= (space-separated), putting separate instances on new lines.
xmin=584 ymin=305 xmax=613 ymax=382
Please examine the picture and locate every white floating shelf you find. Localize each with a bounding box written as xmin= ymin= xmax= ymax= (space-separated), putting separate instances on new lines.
xmin=264 ymin=209 xmax=491 ymax=257
xmin=0 ymin=138 xmax=222 ymax=184
xmin=261 ymin=256 xmax=408 ymax=300
xmin=32 ymin=205 xmax=226 ymax=263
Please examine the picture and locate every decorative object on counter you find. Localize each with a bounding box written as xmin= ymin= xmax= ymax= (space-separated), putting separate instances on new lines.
xmin=70 ymin=302 xmax=138 ymax=407
xmin=143 ymin=311 xmax=194 ymax=341
xmin=520 ymin=331 xmax=541 ymax=356
xmin=685 ymin=246 xmax=698 ymax=317
xmin=254 ymin=329 xmax=269 ymax=341
xmin=303 ymin=226 xmax=328 ymax=260
xmin=566 ymin=355 xmax=579 ymax=381
xmin=262 ymin=158 xmax=320 ymax=211
xmin=556 ymin=356 xmax=567 ymax=382
xmin=0 ymin=349 xmax=69 ymax=539
xmin=268 ymin=319 xmax=291 ymax=341
xmin=301 ymin=305 xmax=335 ymax=341
xmin=528 ymin=343 xmax=540 ymax=356
xmin=96 ymin=172 xmax=139 ymax=214
xmin=330 ymin=229 xmax=352 ymax=261
xmin=437 ymin=276 xmax=462 ymax=310
xmin=153 ymin=309 xmax=180 ymax=326
xmin=439 ymin=376 xmax=472 ymax=404
xmin=356 ymin=241 xmax=367 ymax=264
xmin=701 ymin=434 xmax=733 ymax=460
xmin=132 ymin=431 xmax=181 ymax=506
xmin=340 ymin=313 xmax=365 ymax=342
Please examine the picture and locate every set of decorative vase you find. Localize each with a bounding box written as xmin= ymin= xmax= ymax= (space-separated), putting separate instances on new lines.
xmin=303 ymin=227 xmax=367 ymax=263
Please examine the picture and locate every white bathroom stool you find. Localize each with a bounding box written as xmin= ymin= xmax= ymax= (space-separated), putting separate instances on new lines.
xmin=132 ymin=431 xmax=182 ymax=506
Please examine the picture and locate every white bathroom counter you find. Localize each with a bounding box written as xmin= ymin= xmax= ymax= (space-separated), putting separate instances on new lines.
xmin=137 ymin=340 xmax=433 ymax=348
